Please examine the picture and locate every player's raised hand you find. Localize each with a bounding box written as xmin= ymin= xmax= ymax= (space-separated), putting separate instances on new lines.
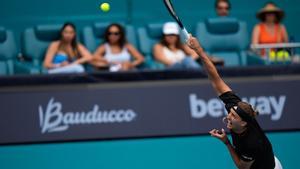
xmin=187 ymin=35 xmax=203 ymax=51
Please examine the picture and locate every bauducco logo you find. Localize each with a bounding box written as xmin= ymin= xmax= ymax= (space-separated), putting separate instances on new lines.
xmin=39 ymin=98 xmax=137 ymax=133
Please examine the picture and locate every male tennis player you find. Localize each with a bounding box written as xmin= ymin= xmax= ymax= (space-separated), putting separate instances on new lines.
xmin=187 ymin=36 xmax=281 ymax=169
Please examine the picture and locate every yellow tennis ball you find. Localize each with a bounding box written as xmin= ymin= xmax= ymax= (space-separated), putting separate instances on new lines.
xmin=100 ymin=3 xmax=110 ymax=12
xmin=269 ymin=51 xmax=276 ymax=61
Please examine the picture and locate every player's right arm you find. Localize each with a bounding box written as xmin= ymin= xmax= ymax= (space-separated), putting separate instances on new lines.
xmin=210 ymin=129 xmax=254 ymax=169
xmin=225 ymin=142 xmax=254 ymax=169
xmin=187 ymin=36 xmax=231 ymax=96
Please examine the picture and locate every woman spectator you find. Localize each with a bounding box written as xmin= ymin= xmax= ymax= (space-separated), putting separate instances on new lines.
xmin=252 ymin=2 xmax=289 ymax=59
xmin=43 ymin=22 xmax=92 ymax=74
xmin=91 ymin=23 xmax=144 ymax=72
xmin=153 ymin=22 xmax=201 ymax=69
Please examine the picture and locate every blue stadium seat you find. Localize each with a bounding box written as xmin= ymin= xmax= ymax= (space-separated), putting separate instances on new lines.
xmin=195 ymin=17 xmax=264 ymax=66
xmin=0 ymin=27 xmax=17 ymax=75
xmin=19 ymin=24 xmax=62 ymax=74
xmin=137 ymin=23 xmax=166 ymax=69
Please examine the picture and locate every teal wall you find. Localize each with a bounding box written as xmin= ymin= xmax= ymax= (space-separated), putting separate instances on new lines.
xmin=1 ymin=0 xmax=300 ymax=49
xmin=0 ymin=131 xmax=299 ymax=169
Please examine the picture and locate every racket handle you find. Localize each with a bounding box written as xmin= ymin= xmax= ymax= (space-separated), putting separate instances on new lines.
xmin=182 ymin=27 xmax=190 ymax=41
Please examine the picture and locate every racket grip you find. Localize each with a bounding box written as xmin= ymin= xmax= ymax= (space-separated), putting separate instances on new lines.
xmin=182 ymin=28 xmax=190 ymax=41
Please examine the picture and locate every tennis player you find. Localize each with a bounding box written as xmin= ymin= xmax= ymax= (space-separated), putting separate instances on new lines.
xmin=187 ymin=36 xmax=282 ymax=169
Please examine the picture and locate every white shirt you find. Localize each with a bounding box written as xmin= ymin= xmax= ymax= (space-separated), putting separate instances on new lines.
xmin=104 ymin=43 xmax=131 ymax=63
xmin=162 ymin=46 xmax=186 ymax=64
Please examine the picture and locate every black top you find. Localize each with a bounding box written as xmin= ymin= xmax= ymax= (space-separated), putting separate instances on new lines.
xmin=219 ymin=91 xmax=275 ymax=169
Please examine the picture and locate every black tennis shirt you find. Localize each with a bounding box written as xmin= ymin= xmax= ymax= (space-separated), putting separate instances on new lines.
xmin=219 ymin=91 xmax=275 ymax=169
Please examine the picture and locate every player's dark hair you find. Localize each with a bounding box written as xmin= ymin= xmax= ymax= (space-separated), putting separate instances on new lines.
xmin=237 ymin=102 xmax=258 ymax=118
xmin=104 ymin=23 xmax=127 ymax=48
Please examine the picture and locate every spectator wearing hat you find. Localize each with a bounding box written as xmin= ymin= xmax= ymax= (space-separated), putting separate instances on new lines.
xmin=251 ymin=2 xmax=289 ymax=57
xmin=153 ymin=22 xmax=201 ymax=69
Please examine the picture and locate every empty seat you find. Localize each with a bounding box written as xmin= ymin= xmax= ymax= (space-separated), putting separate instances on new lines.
xmin=20 ymin=24 xmax=62 ymax=73
xmin=196 ymin=17 xmax=253 ymax=66
xmin=0 ymin=27 xmax=17 ymax=75
xmin=137 ymin=23 xmax=166 ymax=69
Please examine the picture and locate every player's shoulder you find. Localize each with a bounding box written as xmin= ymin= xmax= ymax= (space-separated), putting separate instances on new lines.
xmin=219 ymin=91 xmax=239 ymax=100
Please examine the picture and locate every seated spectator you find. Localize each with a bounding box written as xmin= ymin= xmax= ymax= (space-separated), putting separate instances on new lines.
xmin=251 ymin=2 xmax=289 ymax=59
xmin=43 ymin=22 xmax=92 ymax=74
xmin=153 ymin=22 xmax=201 ymax=69
xmin=91 ymin=23 xmax=144 ymax=72
xmin=215 ymin=0 xmax=231 ymax=17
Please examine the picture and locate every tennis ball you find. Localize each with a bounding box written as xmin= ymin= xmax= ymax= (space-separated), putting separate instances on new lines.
xmin=100 ymin=3 xmax=110 ymax=12
xmin=269 ymin=51 xmax=276 ymax=61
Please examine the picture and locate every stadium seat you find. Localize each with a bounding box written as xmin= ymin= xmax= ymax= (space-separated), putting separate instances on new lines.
xmin=0 ymin=27 xmax=17 ymax=75
xmin=137 ymin=23 xmax=166 ymax=69
xmin=19 ymin=24 xmax=62 ymax=74
xmin=195 ymin=17 xmax=265 ymax=66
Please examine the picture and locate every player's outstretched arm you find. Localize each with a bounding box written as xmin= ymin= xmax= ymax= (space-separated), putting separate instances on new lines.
xmin=187 ymin=36 xmax=231 ymax=96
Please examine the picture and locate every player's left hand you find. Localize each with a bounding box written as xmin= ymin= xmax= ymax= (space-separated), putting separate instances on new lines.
xmin=209 ymin=128 xmax=229 ymax=144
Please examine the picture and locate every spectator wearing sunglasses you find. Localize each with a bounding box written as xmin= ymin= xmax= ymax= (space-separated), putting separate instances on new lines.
xmin=91 ymin=23 xmax=144 ymax=72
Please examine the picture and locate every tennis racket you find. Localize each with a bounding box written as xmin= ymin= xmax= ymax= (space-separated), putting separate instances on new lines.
xmin=163 ymin=0 xmax=190 ymax=41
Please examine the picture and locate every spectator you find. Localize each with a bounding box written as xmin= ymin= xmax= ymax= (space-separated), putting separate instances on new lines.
xmin=91 ymin=23 xmax=144 ymax=72
xmin=215 ymin=0 xmax=231 ymax=17
xmin=153 ymin=22 xmax=201 ymax=69
xmin=43 ymin=22 xmax=92 ymax=74
xmin=251 ymin=2 xmax=289 ymax=58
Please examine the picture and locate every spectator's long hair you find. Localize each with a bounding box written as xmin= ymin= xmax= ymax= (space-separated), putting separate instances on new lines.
xmin=104 ymin=23 xmax=127 ymax=48
xmin=58 ymin=22 xmax=79 ymax=58
xmin=160 ymin=35 xmax=184 ymax=50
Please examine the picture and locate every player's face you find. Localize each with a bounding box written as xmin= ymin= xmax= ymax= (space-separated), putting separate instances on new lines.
xmin=62 ymin=25 xmax=75 ymax=42
xmin=108 ymin=26 xmax=121 ymax=44
xmin=216 ymin=1 xmax=229 ymax=16
xmin=226 ymin=108 xmax=245 ymax=131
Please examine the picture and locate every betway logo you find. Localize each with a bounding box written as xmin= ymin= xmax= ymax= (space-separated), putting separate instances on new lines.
xmin=189 ymin=94 xmax=286 ymax=121
xmin=39 ymin=98 xmax=137 ymax=133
